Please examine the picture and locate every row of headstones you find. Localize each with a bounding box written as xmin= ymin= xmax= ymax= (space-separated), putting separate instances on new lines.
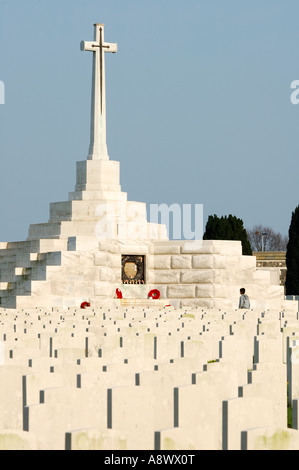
xmin=0 ymin=307 xmax=299 ymax=449
xmin=0 ymin=307 xmax=263 ymax=371
xmin=0 ymin=306 xmax=297 ymax=381
xmin=1 ymin=359 xmax=299 ymax=450
xmin=0 ymin=308 xmax=296 ymax=365
xmin=0 ymin=307 xmax=296 ymax=371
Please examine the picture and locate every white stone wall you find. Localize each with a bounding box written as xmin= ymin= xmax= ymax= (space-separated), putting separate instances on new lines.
xmin=143 ymin=240 xmax=288 ymax=310
xmin=0 ymin=237 xmax=293 ymax=311
xmin=0 ymin=153 xmax=291 ymax=311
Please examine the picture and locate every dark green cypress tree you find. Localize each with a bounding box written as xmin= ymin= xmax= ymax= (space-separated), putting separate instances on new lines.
xmin=286 ymin=205 xmax=299 ymax=295
xmin=203 ymin=214 xmax=252 ymax=255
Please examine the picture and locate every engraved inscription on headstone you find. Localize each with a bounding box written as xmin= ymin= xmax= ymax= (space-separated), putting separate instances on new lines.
xmin=122 ymin=255 xmax=145 ymax=284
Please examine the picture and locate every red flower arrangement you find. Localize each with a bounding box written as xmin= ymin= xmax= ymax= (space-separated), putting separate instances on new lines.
xmin=148 ymin=289 xmax=160 ymax=300
xmin=80 ymin=301 xmax=90 ymax=309
xmin=116 ymin=288 xmax=123 ymax=299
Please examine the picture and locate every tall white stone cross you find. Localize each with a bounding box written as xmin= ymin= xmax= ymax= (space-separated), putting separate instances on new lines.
xmin=81 ymin=23 xmax=117 ymax=160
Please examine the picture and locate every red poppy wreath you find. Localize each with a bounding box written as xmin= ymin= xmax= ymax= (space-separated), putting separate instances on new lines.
xmin=148 ymin=289 xmax=160 ymax=300
xmin=116 ymin=288 xmax=123 ymax=299
xmin=80 ymin=301 xmax=90 ymax=309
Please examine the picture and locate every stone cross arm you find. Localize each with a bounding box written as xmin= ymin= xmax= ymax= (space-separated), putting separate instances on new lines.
xmin=80 ymin=40 xmax=117 ymax=53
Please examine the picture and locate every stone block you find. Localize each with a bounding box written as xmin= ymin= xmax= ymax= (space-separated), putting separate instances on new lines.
xmin=76 ymin=159 xmax=121 ymax=191
xmin=67 ymin=237 xmax=99 ymax=251
xmin=180 ymin=241 xmax=214 ymax=254
xmin=147 ymin=222 xmax=168 ymax=241
xmin=192 ymin=255 xmax=214 ymax=269
xmin=49 ymin=201 xmax=72 ymax=222
xmin=214 ymin=284 xmax=239 ymax=300
xmin=167 ymin=285 xmax=195 ymax=299
xmin=69 ymin=188 xmax=127 ymax=202
xmin=50 ymin=280 xmax=94 ymax=298
xmin=180 ymin=270 xmax=214 ymax=284
xmin=195 ymin=284 xmax=214 ymax=298
xmin=153 ymin=256 xmax=171 ymax=269
xmin=145 ymin=271 xmax=155 ymax=284
xmin=97 ymin=240 xmax=117 ymax=253
xmin=126 ymin=201 xmax=147 ymax=220
xmin=118 ymin=284 xmax=150 ymax=299
xmin=30 ymin=253 xmax=39 ymax=262
xmin=182 ymin=240 xmax=242 ymax=256
xmin=218 ymin=241 xmax=242 ymax=256
xmin=94 ymin=252 xmax=114 ymax=267
xmin=37 ymin=239 xmax=68 ymax=253
xmin=0 ymin=282 xmax=9 ymax=290
xmin=240 ymin=256 xmax=257 ymax=270
xmin=213 ymin=269 xmax=236 ymax=284
xmin=124 ymin=221 xmax=148 ymax=241
xmin=98 ymin=267 xmax=115 ymax=283
xmin=109 ymin=254 xmax=121 ymax=269
xmin=61 ymin=252 xmax=93 ymax=268
xmin=150 ymin=243 xmax=181 ymax=255
xmin=31 ymin=281 xmax=52 ymax=296
xmin=214 ymin=255 xmax=240 ymax=270
xmin=45 ymin=252 xmax=62 ymax=266
xmin=252 ymin=270 xmax=271 ymax=285
xmin=154 ymin=271 xmax=180 ymax=284
xmin=15 ymin=268 xmax=24 ymax=276
xmin=171 ymin=255 xmax=192 ymax=269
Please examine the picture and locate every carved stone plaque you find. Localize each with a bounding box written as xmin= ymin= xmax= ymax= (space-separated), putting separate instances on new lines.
xmin=121 ymin=255 xmax=145 ymax=284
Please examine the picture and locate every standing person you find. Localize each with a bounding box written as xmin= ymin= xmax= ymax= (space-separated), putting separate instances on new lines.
xmin=239 ymin=288 xmax=250 ymax=309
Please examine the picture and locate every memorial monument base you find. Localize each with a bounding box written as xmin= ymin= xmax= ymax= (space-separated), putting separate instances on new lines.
xmin=0 ymin=23 xmax=296 ymax=314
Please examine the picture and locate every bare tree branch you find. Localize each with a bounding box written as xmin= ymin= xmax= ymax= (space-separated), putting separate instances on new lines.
xmin=246 ymin=225 xmax=288 ymax=252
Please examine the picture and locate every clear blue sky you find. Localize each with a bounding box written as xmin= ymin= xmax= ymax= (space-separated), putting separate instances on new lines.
xmin=0 ymin=0 xmax=299 ymax=242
